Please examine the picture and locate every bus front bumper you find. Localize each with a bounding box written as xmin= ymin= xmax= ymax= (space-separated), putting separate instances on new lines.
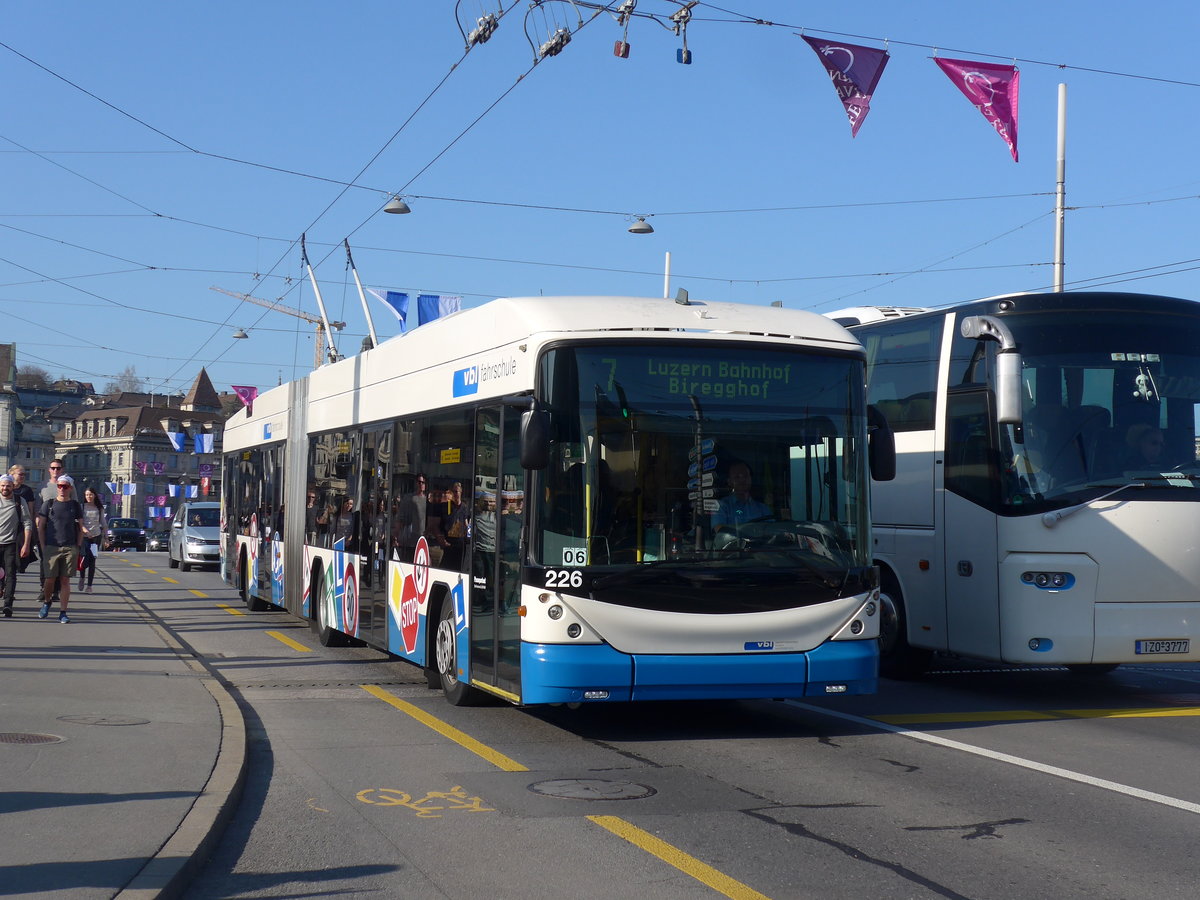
xmin=519 ymin=640 xmax=877 ymax=705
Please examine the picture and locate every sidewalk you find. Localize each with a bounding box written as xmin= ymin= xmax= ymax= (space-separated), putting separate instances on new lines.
xmin=0 ymin=565 xmax=245 ymax=899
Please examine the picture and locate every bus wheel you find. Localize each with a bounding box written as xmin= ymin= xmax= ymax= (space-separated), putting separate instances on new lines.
xmin=1067 ymin=663 xmax=1119 ymax=676
xmin=237 ymin=550 xmax=248 ymax=602
xmin=311 ymin=568 xmax=349 ymax=648
xmin=878 ymin=575 xmax=931 ymax=679
xmin=435 ymin=597 xmax=483 ymax=706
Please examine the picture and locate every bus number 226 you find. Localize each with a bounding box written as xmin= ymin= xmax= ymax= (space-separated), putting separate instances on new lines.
xmin=545 ymin=569 xmax=583 ymax=589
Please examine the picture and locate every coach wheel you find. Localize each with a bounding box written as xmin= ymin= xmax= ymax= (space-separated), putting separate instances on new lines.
xmin=237 ymin=549 xmax=248 ymax=601
xmin=435 ymin=597 xmax=483 ymax=706
xmin=878 ymin=573 xmax=931 ymax=680
xmin=311 ymin=567 xmax=349 ymax=647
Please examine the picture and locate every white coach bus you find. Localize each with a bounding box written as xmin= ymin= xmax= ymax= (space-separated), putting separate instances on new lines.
xmin=220 ymin=295 xmax=894 ymax=706
xmin=833 ymin=291 xmax=1200 ymax=677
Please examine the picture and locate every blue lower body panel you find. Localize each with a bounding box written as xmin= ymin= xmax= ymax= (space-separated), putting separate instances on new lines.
xmin=519 ymin=640 xmax=877 ymax=705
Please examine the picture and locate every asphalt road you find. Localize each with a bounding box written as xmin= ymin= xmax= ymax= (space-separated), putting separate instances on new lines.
xmin=114 ymin=555 xmax=1200 ymax=900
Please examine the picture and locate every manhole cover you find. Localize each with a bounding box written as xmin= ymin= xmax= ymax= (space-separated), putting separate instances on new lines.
xmin=57 ymin=715 xmax=151 ymax=727
xmin=0 ymin=733 xmax=65 ymax=744
xmin=528 ymin=779 xmax=657 ymax=801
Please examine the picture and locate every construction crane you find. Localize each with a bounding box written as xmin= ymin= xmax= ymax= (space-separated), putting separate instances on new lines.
xmin=212 ymin=286 xmax=346 ymax=369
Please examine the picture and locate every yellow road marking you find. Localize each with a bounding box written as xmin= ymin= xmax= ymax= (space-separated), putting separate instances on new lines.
xmin=875 ymin=706 xmax=1200 ymax=726
xmin=587 ymin=816 xmax=771 ymax=900
xmin=267 ymin=630 xmax=312 ymax=653
xmin=359 ymin=685 xmax=528 ymax=772
xmin=143 ymin=568 xmax=157 ymax=574
xmin=163 ymin=577 xmax=179 ymax=584
xmin=215 ymin=602 xmax=245 ymax=616
xmin=189 ymin=589 xmax=208 ymax=598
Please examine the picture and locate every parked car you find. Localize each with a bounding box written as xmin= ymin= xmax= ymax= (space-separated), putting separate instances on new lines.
xmin=105 ymin=517 xmax=147 ymax=551
xmin=169 ymin=501 xmax=221 ymax=572
xmin=147 ymin=526 xmax=171 ymax=552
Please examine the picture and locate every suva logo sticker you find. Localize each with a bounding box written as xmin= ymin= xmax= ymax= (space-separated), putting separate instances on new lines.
xmin=453 ymin=366 xmax=479 ymax=397
xmin=392 ymin=536 xmax=432 ymax=654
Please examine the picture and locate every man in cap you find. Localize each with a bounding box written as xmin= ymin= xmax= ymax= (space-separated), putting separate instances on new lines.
xmin=0 ymin=474 xmax=34 ymax=617
xmin=36 ymin=474 xmax=83 ymax=623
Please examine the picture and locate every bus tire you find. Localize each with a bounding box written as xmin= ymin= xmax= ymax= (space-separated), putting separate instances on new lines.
xmin=311 ymin=566 xmax=349 ymax=647
xmin=878 ymin=572 xmax=931 ymax=679
xmin=435 ymin=596 xmax=483 ymax=706
xmin=246 ymin=562 xmax=269 ymax=612
xmin=1067 ymin=663 xmax=1119 ymax=676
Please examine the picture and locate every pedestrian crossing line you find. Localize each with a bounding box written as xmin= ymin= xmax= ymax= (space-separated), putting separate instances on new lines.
xmin=215 ymin=602 xmax=245 ymax=616
xmin=267 ymin=630 xmax=312 ymax=653
xmin=875 ymin=706 xmax=1200 ymax=725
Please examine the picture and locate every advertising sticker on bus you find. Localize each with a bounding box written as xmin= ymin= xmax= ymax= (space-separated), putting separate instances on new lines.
xmin=391 ymin=536 xmax=432 ymax=655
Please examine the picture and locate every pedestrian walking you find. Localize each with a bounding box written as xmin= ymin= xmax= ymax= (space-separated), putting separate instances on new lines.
xmin=78 ymin=487 xmax=106 ymax=594
xmin=38 ymin=459 xmax=68 ymax=606
xmin=0 ymin=474 xmax=34 ymax=617
xmin=8 ymin=465 xmax=38 ymax=575
xmin=36 ymin=474 xmax=83 ymax=623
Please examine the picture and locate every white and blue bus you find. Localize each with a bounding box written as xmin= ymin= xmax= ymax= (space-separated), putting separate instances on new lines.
xmin=221 ymin=295 xmax=893 ymax=706
xmin=833 ymin=291 xmax=1200 ymax=677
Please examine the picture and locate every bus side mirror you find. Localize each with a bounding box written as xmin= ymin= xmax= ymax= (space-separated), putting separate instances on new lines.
xmin=867 ymin=405 xmax=896 ymax=481
xmin=961 ymin=315 xmax=1023 ymax=426
xmin=520 ymin=409 xmax=550 ymax=470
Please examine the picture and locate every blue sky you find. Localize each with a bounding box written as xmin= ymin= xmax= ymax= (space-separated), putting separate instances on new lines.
xmin=4 ymin=1 xmax=1198 ymax=396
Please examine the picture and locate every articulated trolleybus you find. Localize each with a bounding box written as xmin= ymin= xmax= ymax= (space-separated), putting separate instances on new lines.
xmin=221 ymin=295 xmax=894 ymax=706
xmin=834 ymin=291 xmax=1200 ymax=677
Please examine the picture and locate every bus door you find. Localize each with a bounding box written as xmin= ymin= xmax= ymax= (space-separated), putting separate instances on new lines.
xmin=359 ymin=425 xmax=394 ymax=646
xmin=942 ymin=390 xmax=1001 ymax=658
xmin=469 ymin=406 xmax=525 ymax=699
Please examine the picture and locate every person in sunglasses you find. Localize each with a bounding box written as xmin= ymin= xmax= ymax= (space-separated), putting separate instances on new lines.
xmin=38 ymin=460 xmax=69 ymax=607
xmin=36 ymin=474 xmax=83 ymax=623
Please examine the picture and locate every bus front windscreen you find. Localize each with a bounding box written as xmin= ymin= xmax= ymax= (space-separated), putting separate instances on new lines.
xmin=535 ymin=344 xmax=872 ymax=613
xmin=993 ymin=309 xmax=1200 ymax=510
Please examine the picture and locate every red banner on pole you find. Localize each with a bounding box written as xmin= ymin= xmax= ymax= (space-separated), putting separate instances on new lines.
xmin=934 ymin=57 xmax=1020 ymax=161
xmin=802 ymin=36 xmax=889 ymax=137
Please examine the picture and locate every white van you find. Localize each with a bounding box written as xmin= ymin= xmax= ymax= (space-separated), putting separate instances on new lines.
xmin=169 ymin=501 xmax=221 ymax=572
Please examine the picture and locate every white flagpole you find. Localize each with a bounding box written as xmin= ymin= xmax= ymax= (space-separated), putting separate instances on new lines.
xmin=300 ymin=233 xmax=340 ymax=365
xmin=344 ymin=240 xmax=379 ymax=349
xmin=663 ymin=251 xmax=671 ymax=299
xmin=1053 ymin=83 xmax=1067 ymax=293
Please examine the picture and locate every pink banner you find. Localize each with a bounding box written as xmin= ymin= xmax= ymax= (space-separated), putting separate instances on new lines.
xmin=934 ymin=57 xmax=1019 ymax=161
xmin=232 ymin=385 xmax=258 ymax=414
xmin=803 ymin=36 xmax=889 ymax=137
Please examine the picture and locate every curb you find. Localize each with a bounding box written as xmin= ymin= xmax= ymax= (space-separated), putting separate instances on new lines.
xmin=113 ymin=582 xmax=248 ymax=899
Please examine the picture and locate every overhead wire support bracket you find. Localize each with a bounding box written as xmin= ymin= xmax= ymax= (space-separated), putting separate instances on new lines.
xmin=524 ymin=0 xmax=582 ymax=60
xmin=455 ymin=1 xmax=504 ymax=47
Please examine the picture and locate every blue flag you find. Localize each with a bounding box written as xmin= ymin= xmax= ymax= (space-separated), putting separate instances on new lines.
xmin=167 ymin=432 xmax=186 ymax=452
xmin=367 ymin=289 xmax=409 ymax=329
xmin=194 ymin=433 xmax=214 ymax=454
xmin=417 ymin=293 xmax=462 ymax=326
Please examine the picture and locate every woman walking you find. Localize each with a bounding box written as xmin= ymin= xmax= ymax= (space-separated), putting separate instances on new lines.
xmin=79 ymin=487 xmax=107 ymax=593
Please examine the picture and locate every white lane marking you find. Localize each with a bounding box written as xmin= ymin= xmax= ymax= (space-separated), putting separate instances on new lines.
xmin=788 ymin=700 xmax=1200 ymax=816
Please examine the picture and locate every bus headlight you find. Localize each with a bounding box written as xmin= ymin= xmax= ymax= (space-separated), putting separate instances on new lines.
xmin=547 ymin=605 xmax=563 ymax=620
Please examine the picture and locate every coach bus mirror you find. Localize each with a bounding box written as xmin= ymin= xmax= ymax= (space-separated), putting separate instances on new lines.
xmin=994 ymin=349 xmax=1023 ymax=426
xmin=961 ymin=314 xmax=1023 ymax=427
xmin=520 ymin=409 xmax=550 ymax=470
xmin=867 ymin=405 xmax=896 ymax=481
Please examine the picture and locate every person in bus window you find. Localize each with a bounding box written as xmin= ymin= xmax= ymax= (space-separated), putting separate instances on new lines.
xmin=711 ymin=461 xmax=771 ymax=533
xmin=441 ymin=482 xmax=469 ymax=570
xmin=1125 ymin=424 xmax=1166 ymax=468
xmin=395 ymin=474 xmax=427 ymax=563
xmin=332 ymin=496 xmax=356 ymax=549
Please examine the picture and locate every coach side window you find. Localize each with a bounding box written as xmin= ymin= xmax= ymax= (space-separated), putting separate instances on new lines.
xmin=308 ymin=430 xmax=360 ymax=550
xmin=862 ymin=316 xmax=943 ymax=433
